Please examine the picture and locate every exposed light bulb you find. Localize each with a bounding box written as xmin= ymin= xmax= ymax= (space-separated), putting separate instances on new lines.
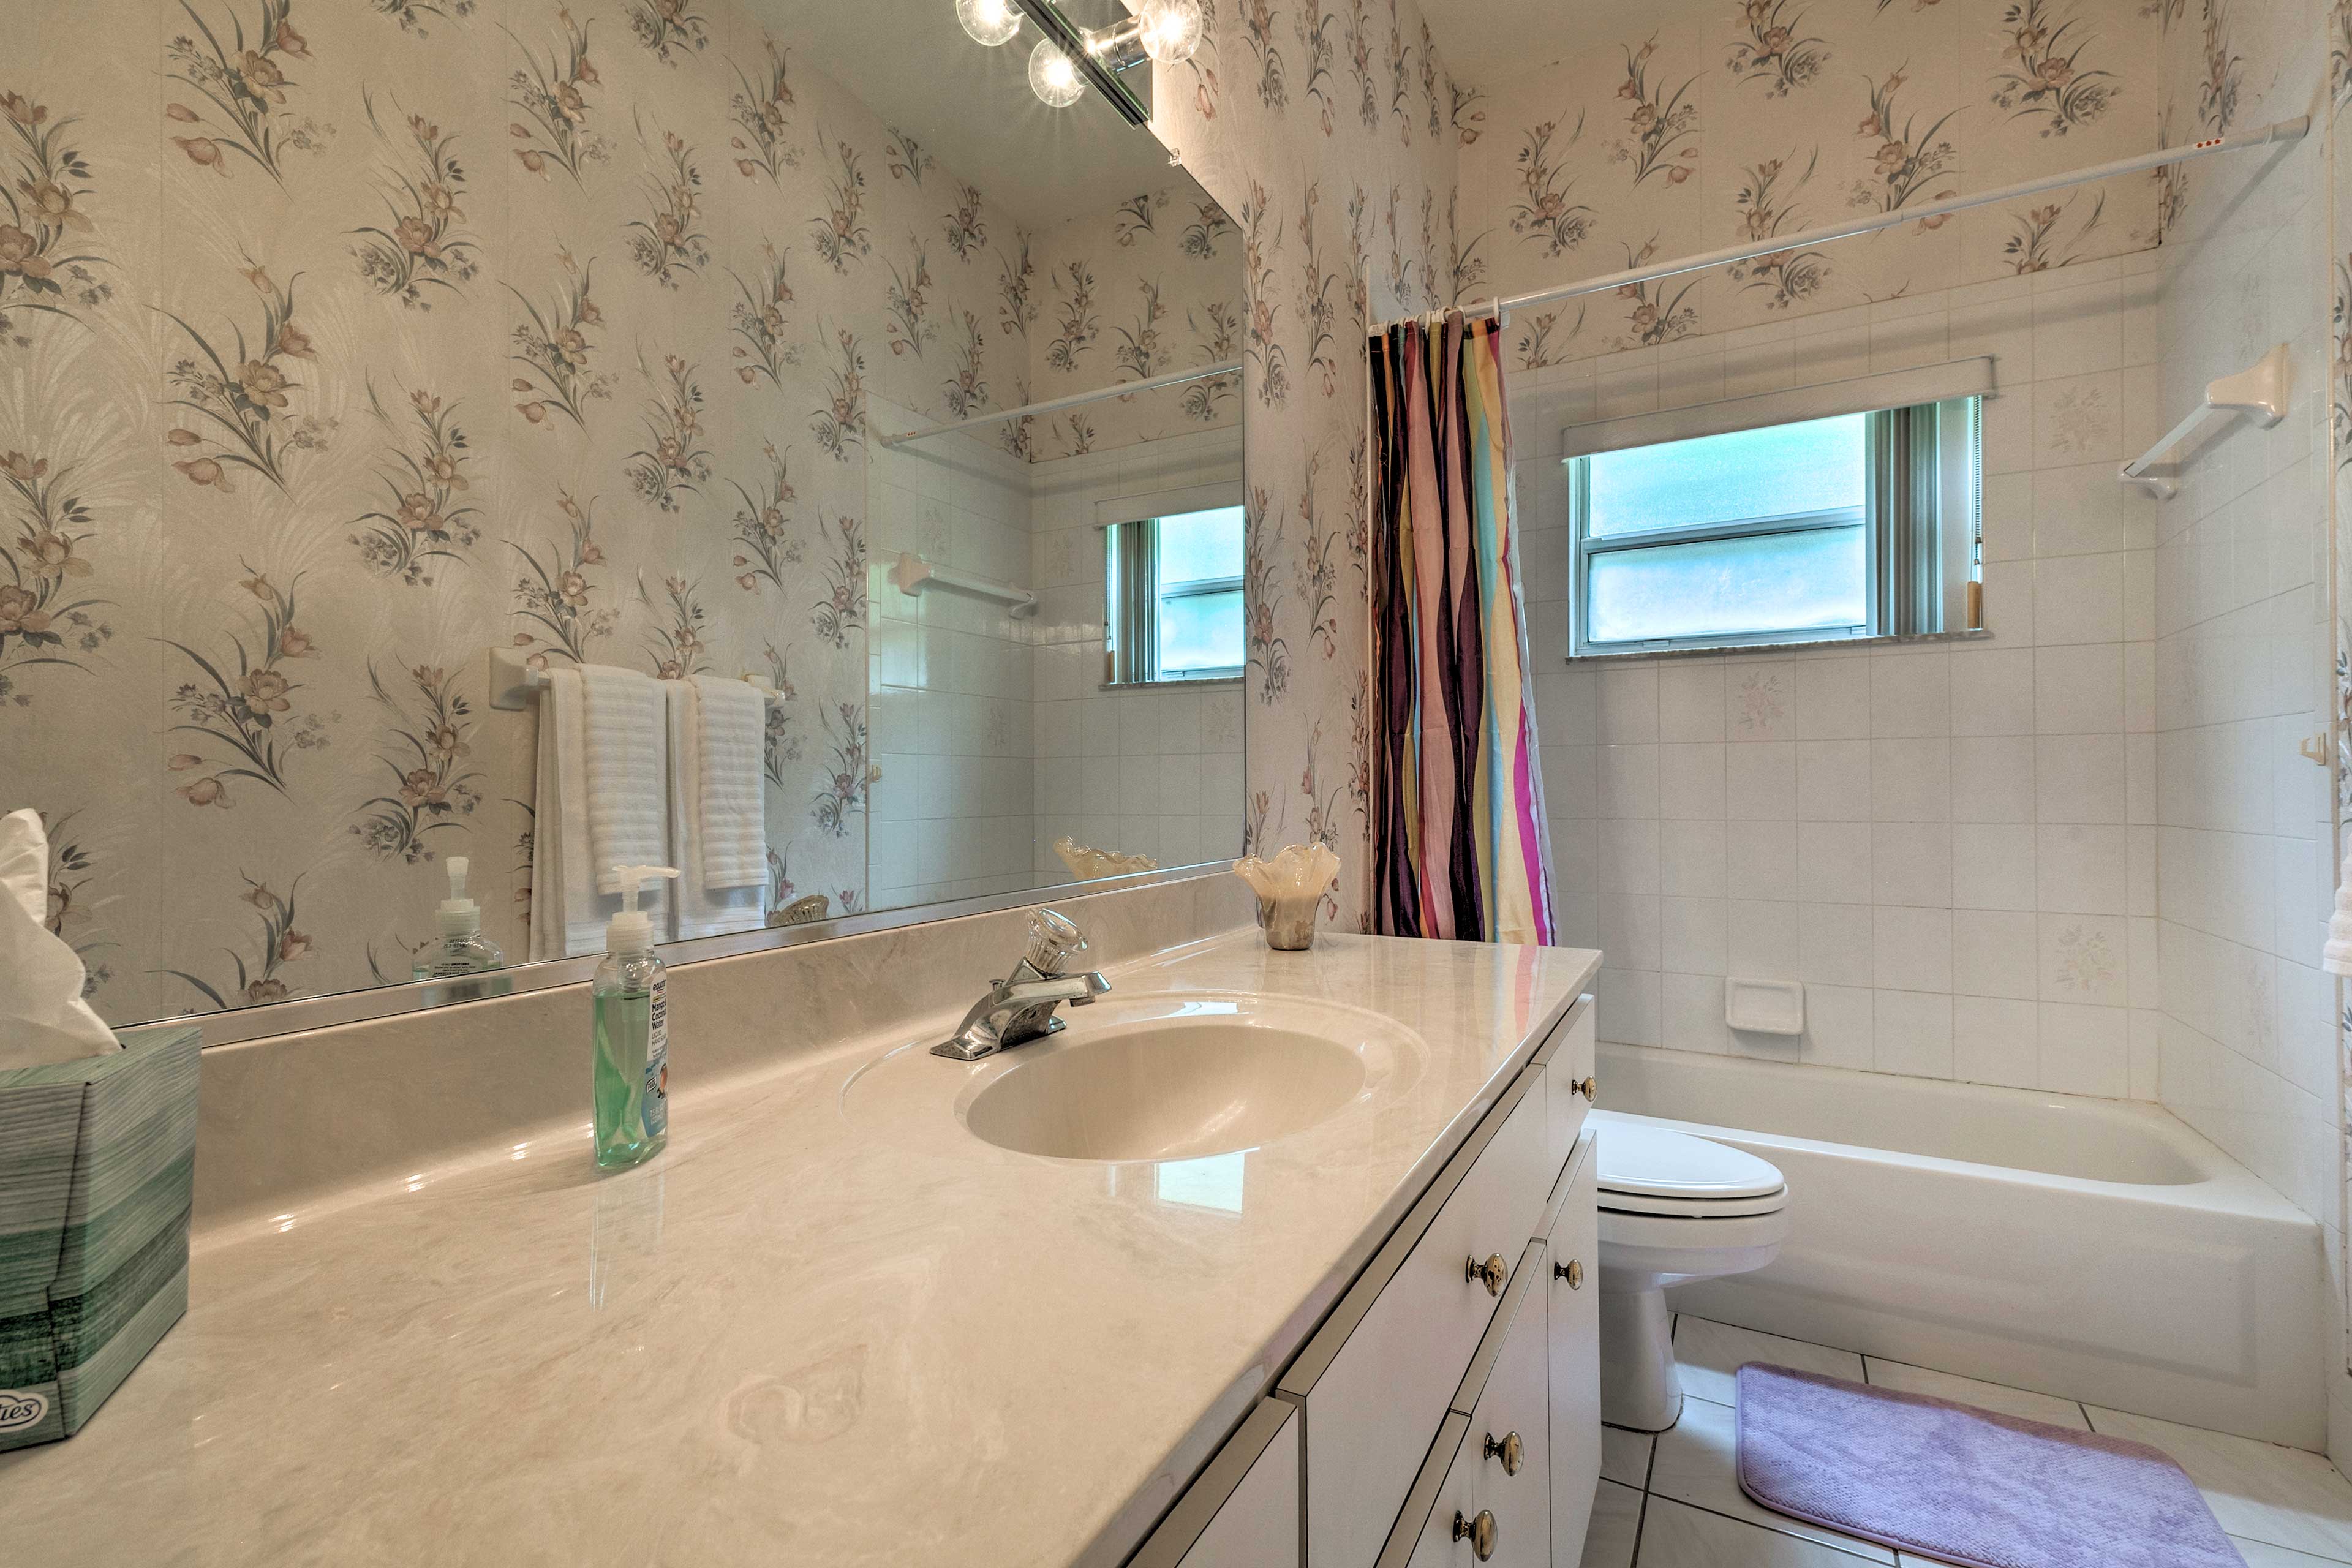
xmin=1028 ymin=37 xmax=1087 ymax=107
xmin=956 ymin=0 xmax=1022 ymax=47
xmin=1135 ymin=0 xmax=1203 ymax=64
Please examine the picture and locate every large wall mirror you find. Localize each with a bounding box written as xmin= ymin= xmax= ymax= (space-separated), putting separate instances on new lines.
xmin=0 ymin=0 xmax=1243 ymax=1038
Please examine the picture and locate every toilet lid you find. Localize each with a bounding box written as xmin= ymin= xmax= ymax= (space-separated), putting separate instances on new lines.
xmin=1597 ymin=1121 xmax=1785 ymax=1202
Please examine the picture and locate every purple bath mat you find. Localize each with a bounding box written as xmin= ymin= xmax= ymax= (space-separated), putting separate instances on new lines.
xmin=1733 ymin=1362 xmax=2244 ymax=1568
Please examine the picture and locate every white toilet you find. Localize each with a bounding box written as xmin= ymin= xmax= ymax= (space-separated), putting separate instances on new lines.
xmin=1591 ymin=1113 xmax=1790 ymax=1431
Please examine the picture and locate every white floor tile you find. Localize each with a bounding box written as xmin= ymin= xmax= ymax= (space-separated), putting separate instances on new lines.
xmin=1581 ymin=1478 xmax=1643 ymax=1568
xmin=1602 ymin=1424 xmax=1656 ymax=1487
xmin=1637 ymin=1496 xmax=1888 ymax=1567
xmin=1649 ymin=1395 xmax=1894 ymax=1563
xmin=1860 ymin=1359 xmax=2090 ymax=1429
xmin=2082 ymin=1407 xmax=2352 ymax=1562
xmin=1672 ymin=1316 xmax=1866 ymax=1406
xmin=2233 ymin=1537 xmax=2352 ymax=1567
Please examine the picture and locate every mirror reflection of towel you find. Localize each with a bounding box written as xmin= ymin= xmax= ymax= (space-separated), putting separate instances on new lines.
xmin=666 ymin=677 xmax=766 ymax=942
xmin=690 ymin=675 xmax=767 ymax=892
xmin=529 ymin=666 xmax=671 ymax=961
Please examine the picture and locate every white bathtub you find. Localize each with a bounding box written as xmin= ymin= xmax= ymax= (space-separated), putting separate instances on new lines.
xmin=1594 ymin=1041 xmax=2326 ymax=1449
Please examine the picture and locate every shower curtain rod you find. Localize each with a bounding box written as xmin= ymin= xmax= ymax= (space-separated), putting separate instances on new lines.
xmin=1375 ymin=115 xmax=2309 ymax=336
xmin=875 ymin=359 xmax=1243 ymax=448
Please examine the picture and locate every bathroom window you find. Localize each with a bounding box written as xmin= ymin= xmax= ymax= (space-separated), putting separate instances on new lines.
xmin=1567 ymin=398 xmax=1981 ymax=657
xmin=1104 ymin=504 xmax=1246 ymax=684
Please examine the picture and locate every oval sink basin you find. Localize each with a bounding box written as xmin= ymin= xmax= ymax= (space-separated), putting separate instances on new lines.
xmin=839 ymin=992 xmax=1425 ymax=1166
xmin=964 ymin=1016 xmax=1367 ymax=1163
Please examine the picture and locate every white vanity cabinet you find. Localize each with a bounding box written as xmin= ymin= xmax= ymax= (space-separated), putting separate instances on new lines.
xmin=1544 ymin=1134 xmax=1601 ymax=1566
xmin=1380 ymin=1240 xmax=1552 ymax=1568
xmin=1275 ymin=1066 xmax=1550 ymax=1568
xmin=1128 ymin=1400 xmax=1302 ymax=1568
xmin=1128 ymin=995 xmax=1600 ymax=1568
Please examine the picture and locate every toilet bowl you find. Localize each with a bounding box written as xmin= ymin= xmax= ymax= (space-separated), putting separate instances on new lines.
xmin=1590 ymin=1111 xmax=1789 ymax=1431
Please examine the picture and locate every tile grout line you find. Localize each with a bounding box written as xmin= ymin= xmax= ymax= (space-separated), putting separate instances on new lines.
xmin=1648 ymin=1493 xmax=1898 ymax=1566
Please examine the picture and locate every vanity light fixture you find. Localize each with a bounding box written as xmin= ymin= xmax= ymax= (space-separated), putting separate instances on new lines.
xmin=1008 ymin=0 xmax=1152 ymax=124
xmin=1028 ymin=36 xmax=1088 ymax=107
xmin=1081 ymin=0 xmax=1204 ymax=69
xmin=956 ymin=0 xmax=1023 ymax=47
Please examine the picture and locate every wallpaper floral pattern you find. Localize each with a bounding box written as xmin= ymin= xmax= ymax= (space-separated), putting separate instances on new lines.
xmin=1 ymin=0 xmax=1239 ymax=1024
xmin=1150 ymin=0 xmax=1463 ymax=926
xmin=1457 ymin=0 xmax=2162 ymax=369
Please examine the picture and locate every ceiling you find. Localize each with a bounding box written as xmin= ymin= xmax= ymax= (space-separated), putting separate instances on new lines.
xmin=1423 ymin=0 xmax=1679 ymax=87
xmin=758 ymin=0 xmax=1191 ymax=232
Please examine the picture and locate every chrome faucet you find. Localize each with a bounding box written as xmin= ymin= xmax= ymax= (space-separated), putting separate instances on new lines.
xmin=930 ymin=908 xmax=1111 ymax=1061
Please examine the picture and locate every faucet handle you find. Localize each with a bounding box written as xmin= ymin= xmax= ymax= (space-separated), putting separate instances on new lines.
xmin=1025 ymin=907 xmax=1087 ymax=974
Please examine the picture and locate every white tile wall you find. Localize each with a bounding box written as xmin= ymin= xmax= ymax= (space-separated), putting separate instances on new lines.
xmin=869 ymin=417 xmax=1246 ymax=910
xmin=1523 ymin=260 xmax=2166 ymax=1096
xmin=2147 ymin=57 xmax=2338 ymax=1226
xmin=868 ymin=402 xmax=1040 ymax=911
xmin=1028 ymin=429 xmax=1246 ymax=878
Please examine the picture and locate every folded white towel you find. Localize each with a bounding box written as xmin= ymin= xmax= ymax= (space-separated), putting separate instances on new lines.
xmin=665 ymin=678 xmax=767 ymax=942
xmin=530 ymin=665 xmax=670 ymax=960
xmin=692 ymin=674 xmax=767 ymax=889
xmin=2326 ymin=835 xmax=2352 ymax=977
xmin=528 ymin=668 xmax=582 ymax=960
xmin=579 ymin=664 xmax=669 ymax=894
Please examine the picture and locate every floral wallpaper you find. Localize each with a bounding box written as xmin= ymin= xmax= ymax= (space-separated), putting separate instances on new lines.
xmin=1150 ymin=0 xmax=1463 ymax=929
xmin=1022 ymin=183 xmax=1245 ymax=461
xmin=1455 ymin=0 xmax=2165 ymax=369
xmin=0 ymin=0 xmax=1207 ymax=1025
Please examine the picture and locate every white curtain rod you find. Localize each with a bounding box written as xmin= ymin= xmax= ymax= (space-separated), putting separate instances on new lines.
xmin=1380 ymin=115 xmax=2309 ymax=336
xmin=876 ymin=359 xmax=1242 ymax=448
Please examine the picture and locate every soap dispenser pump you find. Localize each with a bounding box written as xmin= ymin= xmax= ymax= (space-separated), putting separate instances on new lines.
xmin=412 ymin=856 xmax=508 ymax=996
xmin=593 ymin=865 xmax=679 ymax=1170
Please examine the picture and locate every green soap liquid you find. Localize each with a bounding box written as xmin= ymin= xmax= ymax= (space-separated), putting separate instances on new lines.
xmin=592 ymin=989 xmax=667 ymax=1170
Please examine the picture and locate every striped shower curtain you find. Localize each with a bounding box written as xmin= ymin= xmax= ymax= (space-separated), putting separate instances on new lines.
xmin=1368 ymin=311 xmax=1555 ymax=946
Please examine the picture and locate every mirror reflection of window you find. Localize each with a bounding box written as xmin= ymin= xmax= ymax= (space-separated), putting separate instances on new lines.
xmin=1105 ymin=505 xmax=1246 ymax=685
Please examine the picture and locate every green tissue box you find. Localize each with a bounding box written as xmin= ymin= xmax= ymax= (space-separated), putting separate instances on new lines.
xmin=0 ymin=1023 xmax=198 ymax=1450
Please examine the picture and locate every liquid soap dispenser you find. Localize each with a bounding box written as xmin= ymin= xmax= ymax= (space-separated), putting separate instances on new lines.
xmin=412 ymin=856 xmax=508 ymax=998
xmin=594 ymin=865 xmax=678 ymax=1170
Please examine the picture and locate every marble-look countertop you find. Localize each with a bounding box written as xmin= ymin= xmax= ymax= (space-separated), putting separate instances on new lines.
xmin=5 ymin=932 xmax=1599 ymax=1567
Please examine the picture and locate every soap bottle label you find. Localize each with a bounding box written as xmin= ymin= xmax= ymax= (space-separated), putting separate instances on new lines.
xmin=641 ymin=973 xmax=668 ymax=1137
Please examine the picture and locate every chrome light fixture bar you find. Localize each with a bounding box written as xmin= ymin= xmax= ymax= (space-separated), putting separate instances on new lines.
xmin=1012 ymin=0 xmax=1150 ymax=125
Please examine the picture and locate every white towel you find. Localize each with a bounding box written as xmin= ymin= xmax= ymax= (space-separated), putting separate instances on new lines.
xmin=692 ymin=674 xmax=767 ymax=889
xmin=530 ymin=664 xmax=671 ymax=961
xmin=579 ymin=664 xmax=669 ymax=893
xmin=2325 ymin=835 xmax=2352 ymax=976
xmin=665 ymin=677 xmax=767 ymax=942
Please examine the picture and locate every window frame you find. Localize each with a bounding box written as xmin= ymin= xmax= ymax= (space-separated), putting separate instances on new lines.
xmin=1566 ymin=397 xmax=1981 ymax=658
xmin=1095 ymin=483 xmax=1247 ymax=688
xmin=1148 ymin=564 xmax=1246 ymax=682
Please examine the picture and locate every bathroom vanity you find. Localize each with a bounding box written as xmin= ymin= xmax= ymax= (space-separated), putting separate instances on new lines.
xmin=0 ymin=925 xmax=1602 ymax=1568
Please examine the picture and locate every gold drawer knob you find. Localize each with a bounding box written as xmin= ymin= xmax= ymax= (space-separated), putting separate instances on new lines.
xmin=1465 ymin=1253 xmax=1507 ymax=1296
xmin=1483 ymin=1429 xmax=1523 ymax=1475
xmin=1555 ymin=1257 xmax=1584 ymax=1289
xmin=1571 ymin=1075 xmax=1596 ymax=1100
xmin=1453 ymin=1509 xmax=1497 ymax=1561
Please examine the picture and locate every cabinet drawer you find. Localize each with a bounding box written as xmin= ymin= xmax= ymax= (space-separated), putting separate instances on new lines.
xmin=1380 ymin=1242 xmax=1550 ymax=1568
xmin=1529 ymin=996 xmax=1595 ymax=1180
xmin=1279 ymin=1068 xmax=1548 ymax=1568
xmin=1385 ymin=1412 xmax=1473 ymax=1568
xmin=1541 ymin=1134 xmax=1600 ymax=1568
xmin=1129 ymin=1398 xmax=1300 ymax=1568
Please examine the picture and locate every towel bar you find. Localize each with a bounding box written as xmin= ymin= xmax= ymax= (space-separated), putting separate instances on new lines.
xmin=2119 ymin=343 xmax=2288 ymax=500
xmin=482 ymin=647 xmax=786 ymax=711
